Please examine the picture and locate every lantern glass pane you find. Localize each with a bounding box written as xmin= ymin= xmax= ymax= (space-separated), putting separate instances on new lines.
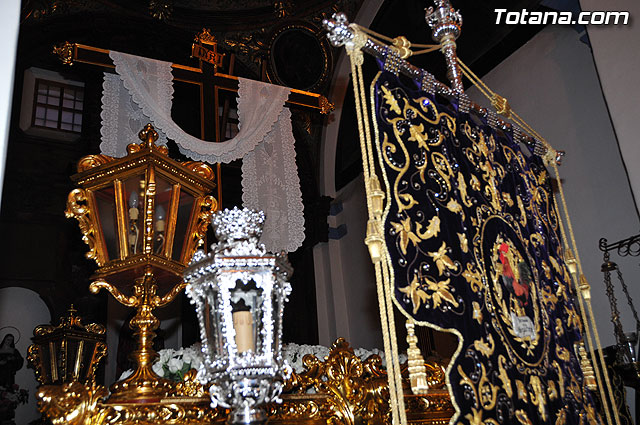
xmin=42 ymin=342 xmax=54 ymax=383
xmin=230 ymin=279 xmax=263 ymax=354
xmin=94 ymin=186 xmax=119 ymax=261
xmin=172 ymin=190 xmax=195 ymax=262
xmin=124 ymin=175 xmax=146 ymax=255
xmin=203 ymin=292 xmax=224 ymax=360
xmin=66 ymin=338 xmax=80 ymax=379
xmin=153 ymin=176 xmax=172 ymax=255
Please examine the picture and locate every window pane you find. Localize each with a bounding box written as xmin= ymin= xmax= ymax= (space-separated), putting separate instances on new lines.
xmin=61 ymin=111 xmax=73 ymax=124
xmin=46 ymin=108 xmax=58 ymax=121
xmin=31 ymin=79 xmax=85 ymax=134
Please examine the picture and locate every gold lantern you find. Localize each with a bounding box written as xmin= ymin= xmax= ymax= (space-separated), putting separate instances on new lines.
xmin=27 ymin=305 xmax=107 ymax=385
xmin=65 ymin=123 xmax=217 ymax=401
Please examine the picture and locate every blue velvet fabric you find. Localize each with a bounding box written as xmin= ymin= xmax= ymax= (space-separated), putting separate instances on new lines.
xmin=373 ymin=68 xmax=601 ymax=425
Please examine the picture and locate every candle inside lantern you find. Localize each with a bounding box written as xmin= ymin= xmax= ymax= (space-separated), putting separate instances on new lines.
xmin=155 ymin=205 xmax=166 ymax=232
xmin=129 ymin=191 xmax=139 ymax=220
xmin=232 ymin=299 xmax=254 ymax=353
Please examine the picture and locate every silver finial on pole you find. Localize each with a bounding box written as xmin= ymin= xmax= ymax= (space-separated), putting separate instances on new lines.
xmin=425 ymin=0 xmax=464 ymax=93
xmin=323 ymin=13 xmax=355 ymax=47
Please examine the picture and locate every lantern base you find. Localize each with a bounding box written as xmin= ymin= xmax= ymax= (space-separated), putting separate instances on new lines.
xmin=228 ymin=406 xmax=268 ymax=425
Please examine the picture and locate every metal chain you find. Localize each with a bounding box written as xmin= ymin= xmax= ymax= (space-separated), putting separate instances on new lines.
xmin=602 ymin=251 xmax=626 ymax=343
xmin=614 ymin=266 xmax=640 ymax=332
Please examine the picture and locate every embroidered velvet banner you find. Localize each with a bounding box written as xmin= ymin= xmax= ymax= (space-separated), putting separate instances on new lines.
xmin=372 ymin=69 xmax=600 ymax=425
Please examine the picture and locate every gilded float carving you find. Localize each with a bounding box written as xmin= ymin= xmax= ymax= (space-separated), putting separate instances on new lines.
xmin=36 ymin=338 xmax=453 ymax=425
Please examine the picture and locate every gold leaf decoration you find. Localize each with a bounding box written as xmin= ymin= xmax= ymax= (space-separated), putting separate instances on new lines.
xmin=391 ymin=217 xmax=422 ymax=255
xmin=497 ymin=356 xmax=512 ymax=398
xmin=555 ymin=345 xmax=570 ymax=362
xmin=457 ymin=172 xmax=474 ymax=208
xmin=472 ymin=301 xmax=483 ymax=324
xmin=515 ymin=380 xmax=528 ymax=401
xmin=428 ymin=242 xmax=458 ymax=276
xmin=554 ymin=408 xmax=566 ymax=425
xmin=529 ymin=375 xmax=548 ymax=421
xmin=547 ymin=380 xmax=558 ymax=401
xmin=470 ymin=174 xmax=481 ymax=191
xmin=502 ymin=192 xmax=514 ymax=207
xmin=515 ymin=409 xmax=533 ymax=425
xmin=408 ymin=123 xmax=429 ymax=150
xmin=473 ymin=334 xmax=495 ymax=357
xmin=416 ymin=216 xmax=441 ymax=240
xmin=399 ymin=274 xmax=429 ymax=314
xmin=457 ymin=232 xmax=469 ymax=253
xmin=398 ymin=193 xmax=419 ymax=211
xmin=424 ymin=276 xmax=458 ymax=309
xmin=446 ymin=199 xmax=463 ymax=215
xmin=462 ymin=264 xmax=482 ymax=293
xmin=381 ymin=85 xmax=401 ymax=114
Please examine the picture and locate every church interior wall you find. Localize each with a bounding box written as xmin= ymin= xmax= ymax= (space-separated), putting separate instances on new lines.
xmin=581 ymin=0 xmax=640 ymax=208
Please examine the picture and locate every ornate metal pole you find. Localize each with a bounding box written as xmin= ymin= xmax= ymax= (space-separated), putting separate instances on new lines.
xmin=425 ymin=0 xmax=464 ymax=93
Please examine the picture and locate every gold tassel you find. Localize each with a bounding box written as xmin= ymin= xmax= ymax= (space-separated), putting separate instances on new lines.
xmin=406 ymin=320 xmax=429 ymax=394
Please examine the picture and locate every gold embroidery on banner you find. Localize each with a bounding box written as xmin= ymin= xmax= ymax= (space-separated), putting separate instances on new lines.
xmin=428 ymin=242 xmax=459 ymax=276
xmin=381 ymin=85 xmax=401 ymax=114
xmin=472 ymin=334 xmax=495 ymax=358
xmin=457 ymin=232 xmax=469 ymax=253
xmin=391 ymin=217 xmax=422 ymax=255
xmin=515 ymin=409 xmax=533 ymax=425
xmin=470 ymin=174 xmax=481 ymax=191
xmin=497 ymin=355 xmax=512 ymax=398
xmin=472 ymin=301 xmax=483 ymax=323
xmin=515 ymin=380 xmax=528 ymax=401
xmin=553 ymin=361 xmax=565 ymax=398
xmin=547 ymin=380 xmax=558 ymax=401
xmin=400 ymin=274 xmax=429 ymax=314
xmin=529 ymin=375 xmax=548 ymax=421
xmin=462 ymin=264 xmax=482 ymax=293
xmin=478 ymin=364 xmax=497 ymax=410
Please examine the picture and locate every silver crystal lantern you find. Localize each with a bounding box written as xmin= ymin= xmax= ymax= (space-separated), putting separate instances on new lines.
xmin=184 ymin=207 xmax=292 ymax=425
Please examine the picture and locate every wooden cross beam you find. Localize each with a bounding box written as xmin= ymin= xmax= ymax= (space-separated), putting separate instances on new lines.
xmin=54 ymin=41 xmax=334 ymax=206
xmin=54 ymin=42 xmax=334 ymax=116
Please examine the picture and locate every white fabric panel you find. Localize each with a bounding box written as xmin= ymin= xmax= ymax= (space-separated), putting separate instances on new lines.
xmin=101 ymin=51 xmax=305 ymax=252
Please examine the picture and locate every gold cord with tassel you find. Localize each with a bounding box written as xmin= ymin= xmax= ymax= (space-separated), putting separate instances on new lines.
xmin=346 ymin=25 xmax=407 ymax=425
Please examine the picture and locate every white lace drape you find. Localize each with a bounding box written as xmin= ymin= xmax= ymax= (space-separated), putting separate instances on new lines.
xmin=101 ymin=50 xmax=305 ymax=252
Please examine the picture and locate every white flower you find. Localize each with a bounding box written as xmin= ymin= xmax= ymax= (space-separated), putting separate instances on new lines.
xmin=182 ymin=347 xmax=204 ymax=370
xmin=118 ymin=369 xmax=134 ymax=381
xmin=152 ymin=361 xmax=165 ymax=377
xmin=158 ymin=348 xmax=175 ymax=364
xmin=168 ymin=357 xmax=183 ymax=373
